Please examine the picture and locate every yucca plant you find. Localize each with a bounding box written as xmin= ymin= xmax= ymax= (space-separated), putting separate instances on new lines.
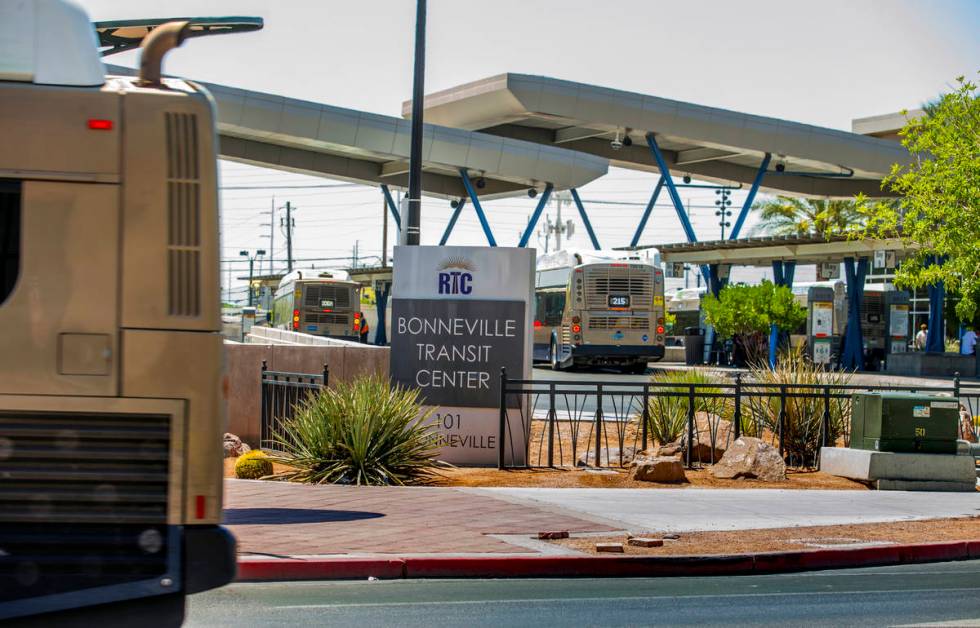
xmin=268 ymin=376 xmax=440 ymax=486
xmin=743 ymin=347 xmax=853 ymax=467
xmin=643 ymin=370 xmax=732 ymax=446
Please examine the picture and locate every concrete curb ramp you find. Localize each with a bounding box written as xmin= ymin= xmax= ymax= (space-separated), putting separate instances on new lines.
xmin=236 ymin=539 xmax=980 ymax=581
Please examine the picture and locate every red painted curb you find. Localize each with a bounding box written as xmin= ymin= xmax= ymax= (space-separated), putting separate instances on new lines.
xmin=236 ymin=558 xmax=405 ymax=581
xmin=234 ymin=540 xmax=980 ymax=582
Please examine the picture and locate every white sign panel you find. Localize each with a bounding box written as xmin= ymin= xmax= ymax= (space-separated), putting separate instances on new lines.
xmin=813 ymin=339 xmax=832 ymax=364
xmin=818 ymin=263 xmax=840 ymax=280
xmin=391 ymin=246 xmax=534 ymax=465
xmin=811 ymin=302 xmax=833 ymax=338
xmin=874 ymin=250 xmax=887 ymax=269
xmin=889 ymin=304 xmax=909 ymax=338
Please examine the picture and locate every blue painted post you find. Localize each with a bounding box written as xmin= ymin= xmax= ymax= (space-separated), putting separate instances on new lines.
xmin=645 ymin=134 xmax=698 ymax=244
xmin=925 ymin=256 xmax=945 ymax=353
xmin=768 ymin=261 xmax=797 ymax=368
xmin=458 ymin=169 xmax=497 ymax=247
xmin=728 ymin=153 xmax=771 ymax=240
xmin=518 ymin=184 xmax=554 ymax=247
xmin=568 ymin=188 xmax=601 ymax=250
xmin=380 ymin=184 xmax=402 ymax=231
xmin=841 ymin=256 xmax=869 ymax=370
xmin=374 ymin=282 xmax=389 ymax=345
xmin=630 ymin=176 xmax=665 ymax=248
xmin=438 ymin=198 xmax=466 ymax=246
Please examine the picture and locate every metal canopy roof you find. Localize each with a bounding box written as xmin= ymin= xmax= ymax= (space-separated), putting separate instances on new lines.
xmin=105 ymin=65 xmax=608 ymax=199
xmin=405 ymin=74 xmax=910 ymax=198
xmin=650 ymin=234 xmax=914 ymax=266
xmin=95 ymin=17 xmax=264 ymax=56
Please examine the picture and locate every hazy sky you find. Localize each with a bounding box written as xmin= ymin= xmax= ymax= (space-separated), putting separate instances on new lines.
xmin=77 ymin=0 xmax=980 ymax=301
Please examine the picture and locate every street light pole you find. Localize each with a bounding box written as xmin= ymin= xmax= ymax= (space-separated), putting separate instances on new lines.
xmin=405 ymin=0 xmax=427 ymax=245
xmin=240 ymin=249 xmax=266 ymax=307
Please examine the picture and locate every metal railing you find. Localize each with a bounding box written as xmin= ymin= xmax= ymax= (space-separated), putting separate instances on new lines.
xmin=498 ymin=368 xmax=979 ymax=470
xmin=259 ymin=361 xmax=328 ymax=451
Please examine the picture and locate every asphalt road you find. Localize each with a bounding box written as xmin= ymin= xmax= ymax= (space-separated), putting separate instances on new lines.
xmin=185 ymin=560 xmax=980 ymax=627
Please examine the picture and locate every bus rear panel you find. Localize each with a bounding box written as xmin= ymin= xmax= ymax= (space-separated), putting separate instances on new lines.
xmin=274 ymin=278 xmax=362 ymax=339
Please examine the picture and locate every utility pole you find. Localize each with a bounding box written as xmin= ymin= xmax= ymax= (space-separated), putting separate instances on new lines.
xmin=269 ymin=195 xmax=275 ymax=274
xmin=554 ymin=196 xmax=563 ymax=250
xmin=405 ymin=0 xmax=427 ymax=245
xmin=352 ymin=240 xmax=359 ymax=269
xmin=280 ymin=201 xmax=294 ymax=271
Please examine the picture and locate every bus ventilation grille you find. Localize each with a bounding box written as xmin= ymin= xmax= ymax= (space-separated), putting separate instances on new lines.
xmin=165 ymin=111 xmax=202 ymax=317
xmin=0 ymin=412 xmax=171 ymax=604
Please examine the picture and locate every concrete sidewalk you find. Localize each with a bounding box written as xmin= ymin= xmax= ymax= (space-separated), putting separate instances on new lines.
xmin=225 ymin=480 xmax=980 ymax=559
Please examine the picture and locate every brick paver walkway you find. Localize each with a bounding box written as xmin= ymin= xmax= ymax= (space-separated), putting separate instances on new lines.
xmin=225 ymin=480 xmax=614 ymax=556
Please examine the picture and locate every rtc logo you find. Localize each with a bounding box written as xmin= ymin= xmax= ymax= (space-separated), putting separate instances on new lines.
xmin=437 ymin=256 xmax=474 ymax=295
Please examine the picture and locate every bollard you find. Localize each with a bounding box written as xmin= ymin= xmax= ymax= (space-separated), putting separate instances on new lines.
xmin=641 ymin=383 xmax=650 ymax=452
xmin=548 ymin=383 xmax=556 ymax=468
xmin=733 ymin=373 xmax=742 ymax=440
xmin=595 ymin=383 xmax=604 ymax=467
xmin=686 ymin=384 xmax=696 ymax=468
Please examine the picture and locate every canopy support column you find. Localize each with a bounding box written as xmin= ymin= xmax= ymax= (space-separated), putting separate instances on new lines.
xmin=841 ymin=256 xmax=869 ymax=370
xmin=926 ymin=256 xmax=945 ymax=353
xmin=459 ymin=169 xmax=497 ymax=247
xmin=518 ymin=184 xmax=554 ymax=247
xmin=569 ymin=188 xmax=601 ymax=250
xmin=374 ymin=280 xmax=390 ymax=345
xmin=438 ymin=198 xmax=466 ymax=245
xmin=729 ymin=152 xmax=771 ymax=240
xmin=630 ymin=176 xmax=665 ymax=248
xmin=380 ymin=184 xmax=401 ymax=231
xmin=768 ymin=260 xmax=796 ymax=368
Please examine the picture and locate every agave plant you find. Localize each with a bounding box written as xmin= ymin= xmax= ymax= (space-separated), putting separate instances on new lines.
xmin=644 ymin=370 xmax=732 ymax=446
xmin=268 ymin=376 xmax=441 ymax=486
xmin=743 ymin=347 xmax=852 ymax=467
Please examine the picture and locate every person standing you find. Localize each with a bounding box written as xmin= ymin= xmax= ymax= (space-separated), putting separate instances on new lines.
xmin=961 ymin=326 xmax=977 ymax=355
xmin=914 ymin=323 xmax=928 ymax=351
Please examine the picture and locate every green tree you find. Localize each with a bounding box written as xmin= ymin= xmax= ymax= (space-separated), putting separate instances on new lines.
xmin=701 ymin=281 xmax=806 ymax=363
xmin=751 ymin=196 xmax=863 ymax=236
xmin=856 ymin=74 xmax=980 ymax=319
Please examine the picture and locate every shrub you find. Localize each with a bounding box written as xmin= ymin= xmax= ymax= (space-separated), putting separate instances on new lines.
xmin=643 ymin=370 xmax=731 ymax=445
xmin=267 ymin=376 xmax=440 ymax=486
xmin=702 ymin=282 xmax=806 ymax=364
xmin=743 ymin=347 xmax=852 ymax=467
xmin=234 ymin=450 xmax=273 ymax=479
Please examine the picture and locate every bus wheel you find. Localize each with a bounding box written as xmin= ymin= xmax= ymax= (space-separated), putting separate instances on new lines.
xmin=550 ymin=338 xmax=562 ymax=371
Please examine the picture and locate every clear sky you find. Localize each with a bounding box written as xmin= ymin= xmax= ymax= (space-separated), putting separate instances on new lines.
xmin=77 ymin=0 xmax=980 ymax=301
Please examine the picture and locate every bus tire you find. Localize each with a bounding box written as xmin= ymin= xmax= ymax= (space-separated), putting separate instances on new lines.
xmin=549 ymin=336 xmax=562 ymax=371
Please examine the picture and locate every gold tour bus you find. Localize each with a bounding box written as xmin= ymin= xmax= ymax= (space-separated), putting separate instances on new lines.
xmin=534 ymin=251 xmax=666 ymax=373
xmin=0 ymin=4 xmax=256 ymax=624
xmin=272 ymin=270 xmax=364 ymax=340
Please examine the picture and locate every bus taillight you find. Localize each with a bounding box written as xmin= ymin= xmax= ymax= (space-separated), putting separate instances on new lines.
xmin=292 ymin=309 xmax=300 ymax=330
xmin=571 ymin=323 xmax=581 ymax=334
xmin=534 ymin=320 xmax=542 ymax=328
xmin=353 ymin=312 xmax=361 ymax=330
xmin=656 ymin=325 xmax=665 ymax=334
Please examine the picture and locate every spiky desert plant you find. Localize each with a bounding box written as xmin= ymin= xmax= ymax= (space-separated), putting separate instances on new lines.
xmin=643 ymin=370 xmax=732 ymax=446
xmin=268 ymin=376 xmax=440 ymax=486
xmin=743 ymin=347 xmax=852 ymax=467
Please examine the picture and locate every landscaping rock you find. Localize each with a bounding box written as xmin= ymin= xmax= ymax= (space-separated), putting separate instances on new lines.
xmin=537 ymin=530 xmax=570 ymax=540
xmin=595 ymin=543 xmax=624 ymax=553
xmin=223 ymin=433 xmax=251 ymax=458
xmin=676 ymin=413 xmax=733 ymax=464
xmin=711 ymin=437 xmax=786 ymax=482
xmin=630 ymin=455 xmax=687 ymax=483
xmin=576 ymin=446 xmax=637 ymax=468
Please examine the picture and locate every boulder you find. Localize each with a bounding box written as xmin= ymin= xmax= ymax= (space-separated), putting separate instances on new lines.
xmin=630 ymin=455 xmax=687 ymax=483
xmin=223 ymin=433 xmax=251 ymax=458
xmin=675 ymin=413 xmax=733 ymax=464
xmin=711 ymin=437 xmax=786 ymax=482
xmin=577 ymin=446 xmax=637 ymax=468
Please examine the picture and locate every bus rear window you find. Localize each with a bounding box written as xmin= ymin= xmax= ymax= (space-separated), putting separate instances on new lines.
xmin=0 ymin=181 xmax=20 ymax=305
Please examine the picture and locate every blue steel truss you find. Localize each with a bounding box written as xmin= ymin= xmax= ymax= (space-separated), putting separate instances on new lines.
xmin=630 ymin=176 xmax=665 ymax=248
xmin=438 ymin=198 xmax=467 ymax=246
xmin=729 ymin=153 xmax=771 ymax=240
xmin=568 ymin=189 xmax=601 ymax=250
xmin=458 ymin=169 xmax=497 ymax=247
xmin=517 ymin=184 xmax=555 ymax=248
xmin=380 ymin=184 xmax=402 ymax=231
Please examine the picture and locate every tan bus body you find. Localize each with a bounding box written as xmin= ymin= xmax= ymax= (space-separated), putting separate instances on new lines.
xmin=0 ymin=41 xmax=233 ymax=624
xmin=273 ymin=275 xmax=363 ymax=339
xmin=534 ymin=261 xmax=666 ymax=372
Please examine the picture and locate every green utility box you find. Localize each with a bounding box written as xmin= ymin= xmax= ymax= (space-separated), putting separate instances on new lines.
xmin=850 ymin=392 xmax=960 ymax=454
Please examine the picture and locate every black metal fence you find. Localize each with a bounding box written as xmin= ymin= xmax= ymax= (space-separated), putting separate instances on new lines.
xmin=498 ymin=368 xmax=980 ymax=470
xmin=259 ymin=361 xmax=328 ymax=451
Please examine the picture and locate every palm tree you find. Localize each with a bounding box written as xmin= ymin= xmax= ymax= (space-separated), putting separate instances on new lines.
xmin=750 ymin=197 xmax=863 ymax=237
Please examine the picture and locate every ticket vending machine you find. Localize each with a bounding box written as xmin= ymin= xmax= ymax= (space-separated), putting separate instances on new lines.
xmin=807 ymin=286 xmax=838 ymax=366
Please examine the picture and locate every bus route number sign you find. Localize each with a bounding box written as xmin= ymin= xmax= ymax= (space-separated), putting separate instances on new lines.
xmin=608 ymin=295 xmax=630 ymax=308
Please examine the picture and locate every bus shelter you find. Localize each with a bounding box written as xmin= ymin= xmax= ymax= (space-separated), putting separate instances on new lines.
xmin=645 ymin=235 xmax=925 ymax=370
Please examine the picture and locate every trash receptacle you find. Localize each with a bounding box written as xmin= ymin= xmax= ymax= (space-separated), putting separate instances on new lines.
xmin=684 ymin=327 xmax=704 ymax=365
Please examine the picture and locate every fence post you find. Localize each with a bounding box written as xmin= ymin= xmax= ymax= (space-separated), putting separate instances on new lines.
xmin=822 ymin=385 xmax=831 ymax=450
xmin=260 ymin=360 xmax=269 ymax=449
xmin=498 ymin=367 xmax=507 ymax=470
xmin=322 ymin=363 xmax=329 ymax=388
xmin=954 ymin=372 xmax=961 ymax=399
xmin=595 ymin=383 xmax=604 ymax=467
xmin=686 ymin=384 xmax=695 ymax=468
xmin=778 ymin=384 xmax=787 ymax=458
xmin=548 ymin=383 xmax=556 ymax=468
xmin=733 ymin=373 xmax=742 ymax=440
xmin=641 ymin=383 xmax=650 ymax=452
